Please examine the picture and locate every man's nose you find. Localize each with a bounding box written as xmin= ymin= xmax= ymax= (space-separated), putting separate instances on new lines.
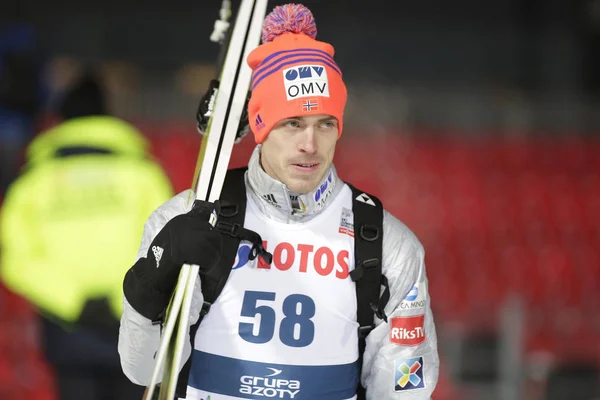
xmin=297 ymin=127 xmax=317 ymax=154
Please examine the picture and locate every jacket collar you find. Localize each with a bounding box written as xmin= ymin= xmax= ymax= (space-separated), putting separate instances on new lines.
xmin=246 ymin=145 xmax=342 ymax=223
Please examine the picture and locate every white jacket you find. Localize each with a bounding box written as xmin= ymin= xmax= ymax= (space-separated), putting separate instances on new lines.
xmin=118 ymin=146 xmax=439 ymax=399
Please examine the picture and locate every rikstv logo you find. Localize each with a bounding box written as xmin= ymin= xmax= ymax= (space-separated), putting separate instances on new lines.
xmin=390 ymin=315 xmax=426 ymax=346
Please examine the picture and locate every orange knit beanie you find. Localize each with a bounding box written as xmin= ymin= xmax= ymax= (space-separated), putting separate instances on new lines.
xmin=247 ymin=4 xmax=347 ymax=144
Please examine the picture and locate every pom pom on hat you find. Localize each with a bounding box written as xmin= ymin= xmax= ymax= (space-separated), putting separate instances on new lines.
xmin=261 ymin=3 xmax=317 ymax=43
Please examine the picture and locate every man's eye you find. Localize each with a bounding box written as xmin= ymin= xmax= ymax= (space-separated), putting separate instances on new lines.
xmin=321 ymin=121 xmax=336 ymax=129
xmin=286 ymin=120 xmax=301 ymax=128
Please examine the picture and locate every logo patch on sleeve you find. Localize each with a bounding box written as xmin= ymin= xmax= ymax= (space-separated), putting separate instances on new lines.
xmin=390 ymin=315 xmax=426 ymax=346
xmin=394 ymin=357 xmax=426 ymax=391
xmin=400 ymin=282 xmax=428 ymax=310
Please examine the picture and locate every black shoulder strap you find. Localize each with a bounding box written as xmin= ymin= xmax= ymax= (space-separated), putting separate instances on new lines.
xmin=199 ymin=166 xmax=249 ymax=311
xmin=348 ymin=184 xmax=389 ymax=400
xmin=197 ymin=166 xmax=271 ymax=312
xmin=175 ymin=166 xmax=258 ymax=399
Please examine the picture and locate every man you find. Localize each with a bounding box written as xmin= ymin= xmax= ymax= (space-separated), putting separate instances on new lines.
xmin=0 ymin=70 xmax=174 ymax=399
xmin=119 ymin=4 xmax=439 ymax=399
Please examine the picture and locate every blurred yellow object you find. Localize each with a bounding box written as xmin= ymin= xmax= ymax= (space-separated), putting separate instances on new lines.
xmin=0 ymin=116 xmax=174 ymax=323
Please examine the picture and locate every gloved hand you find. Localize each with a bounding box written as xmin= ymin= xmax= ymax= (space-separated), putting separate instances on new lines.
xmin=123 ymin=200 xmax=222 ymax=321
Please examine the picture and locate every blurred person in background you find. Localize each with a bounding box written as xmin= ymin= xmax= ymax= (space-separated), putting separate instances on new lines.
xmin=0 ymin=69 xmax=174 ymax=400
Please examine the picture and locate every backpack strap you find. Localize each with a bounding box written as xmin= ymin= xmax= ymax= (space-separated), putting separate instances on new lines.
xmin=174 ymin=166 xmax=272 ymax=399
xmin=200 ymin=167 xmax=250 ymax=316
xmin=348 ymin=184 xmax=389 ymax=400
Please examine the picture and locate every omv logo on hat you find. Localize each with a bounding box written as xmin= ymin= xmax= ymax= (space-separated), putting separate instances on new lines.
xmin=233 ymin=244 xmax=253 ymax=270
xmin=283 ymin=64 xmax=329 ymax=100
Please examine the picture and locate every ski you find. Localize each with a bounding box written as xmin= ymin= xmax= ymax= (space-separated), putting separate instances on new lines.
xmin=143 ymin=0 xmax=268 ymax=398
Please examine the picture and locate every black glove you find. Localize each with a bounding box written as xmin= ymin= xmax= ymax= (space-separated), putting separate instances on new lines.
xmin=123 ymin=200 xmax=223 ymax=321
xmin=196 ymin=79 xmax=251 ymax=143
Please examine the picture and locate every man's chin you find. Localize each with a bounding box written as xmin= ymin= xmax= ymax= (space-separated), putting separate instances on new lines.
xmin=285 ymin=176 xmax=321 ymax=194
xmin=285 ymin=168 xmax=325 ymax=192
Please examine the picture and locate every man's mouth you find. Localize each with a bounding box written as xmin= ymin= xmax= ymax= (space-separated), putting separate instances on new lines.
xmin=293 ymin=163 xmax=319 ymax=168
xmin=292 ymin=163 xmax=320 ymax=172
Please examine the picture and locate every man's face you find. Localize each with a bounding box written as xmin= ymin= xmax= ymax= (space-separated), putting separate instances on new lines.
xmin=260 ymin=114 xmax=339 ymax=194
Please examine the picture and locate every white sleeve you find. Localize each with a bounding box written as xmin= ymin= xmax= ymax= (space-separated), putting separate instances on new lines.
xmin=361 ymin=210 xmax=440 ymax=399
xmin=118 ymin=190 xmax=205 ymax=386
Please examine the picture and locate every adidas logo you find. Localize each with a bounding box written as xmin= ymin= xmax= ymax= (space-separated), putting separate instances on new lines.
xmin=255 ymin=114 xmax=266 ymax=130
xmin=152 ymin=245 xmax=164 ymax=268
xmin=262 ymin=193 xmax=279 ymax=207
xmin=356 ymin=193 xmax=376 ymax=206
